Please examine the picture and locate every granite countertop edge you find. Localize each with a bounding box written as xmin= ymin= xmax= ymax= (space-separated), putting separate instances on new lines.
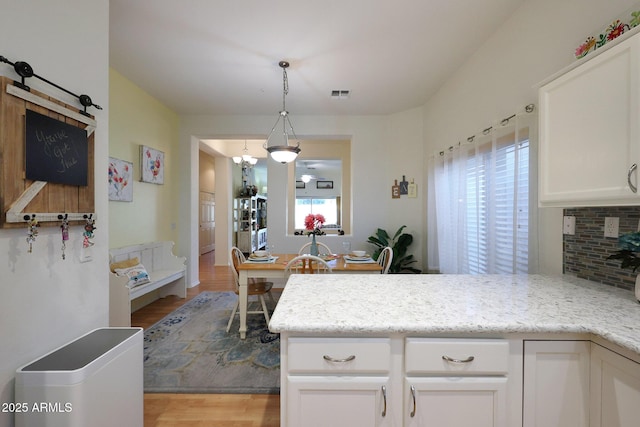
xmin=268 ymin=274 xmax=640 ymax=354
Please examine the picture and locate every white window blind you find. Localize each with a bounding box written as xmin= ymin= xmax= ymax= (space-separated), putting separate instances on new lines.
xmin=428 ymin=111 xmax=537 ymax=274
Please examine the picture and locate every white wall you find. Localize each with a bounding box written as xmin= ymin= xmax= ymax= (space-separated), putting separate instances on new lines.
xmin=0 ymin=1 xmax=109 ymax=426
xmin=422 ymin=0 xmax=640 ymax=274
xmin=179 ymin=110 xmax=425 ymax=273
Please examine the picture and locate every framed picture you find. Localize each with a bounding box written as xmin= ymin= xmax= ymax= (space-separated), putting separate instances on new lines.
xmin=296 ymin=180 xmax=305 ymax=189
xmin=140 ymin=145 xmax=164 ymax=184
xmin=317 ymin=180 xmax=333 ymax=189
xmin=108 ymin=157 xmax=133 ymax=202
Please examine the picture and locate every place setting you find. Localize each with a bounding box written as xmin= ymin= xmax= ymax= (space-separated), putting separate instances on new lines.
xmin=343 ymin=250 xmax=376 ymax=263
xmin=246 ymin=250 xmax=278 ymax=263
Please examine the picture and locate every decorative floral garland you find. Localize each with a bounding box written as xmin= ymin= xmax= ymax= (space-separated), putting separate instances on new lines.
xmin=575 ymin=7 xmax=640 ymax=59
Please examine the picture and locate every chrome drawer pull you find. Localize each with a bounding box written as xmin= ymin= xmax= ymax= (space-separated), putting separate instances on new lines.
xmin=442 ymin=355 xmax=475 ymax=363
xmin=322 ymin=354 xmax=356 ymax=363
xmin=381 ymin=385 xmax=387 ymax=417
xmin=410 ymin=385 xmax=416 ymax=417
xmin=629 ymin=163 xmax=637 ymax=193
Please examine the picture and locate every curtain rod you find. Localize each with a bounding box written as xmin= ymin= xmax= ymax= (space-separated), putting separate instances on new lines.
xmin=439 ymin=103 xmax=534 ymax=156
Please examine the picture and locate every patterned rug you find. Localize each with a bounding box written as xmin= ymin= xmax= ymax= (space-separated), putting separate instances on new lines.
xmin=143 ymin=291 xmax=280 ymax=394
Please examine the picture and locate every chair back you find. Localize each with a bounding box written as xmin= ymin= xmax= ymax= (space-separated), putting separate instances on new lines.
xmin=378 ymin=246 xmax=393 ymax=274
xmin=230 ymin=246 xmax=246 ymax=287
xmin=298 ymin=241 xmax=333 ymax=255
xmin=285 ymin=254 xmax=333 ymax=275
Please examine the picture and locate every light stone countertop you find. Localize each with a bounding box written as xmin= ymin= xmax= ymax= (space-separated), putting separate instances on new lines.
xmin=268 ymin=274 xmax=640 ymax=354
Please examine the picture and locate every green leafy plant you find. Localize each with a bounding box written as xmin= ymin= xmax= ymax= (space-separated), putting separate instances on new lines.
xmin=607 ymin=231 xmax=640 ymax=271
xmin=367 ymin=225 xmax=421 ymax=274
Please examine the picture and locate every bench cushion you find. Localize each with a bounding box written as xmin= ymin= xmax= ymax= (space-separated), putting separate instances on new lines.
xmin=110 ymin=257 xmax=140 ymax=273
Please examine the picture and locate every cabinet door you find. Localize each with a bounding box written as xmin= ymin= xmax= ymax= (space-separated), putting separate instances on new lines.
xmin=287 ymin=376 xmax=394 ymax=427
xmin=405 ymin=377 xmax=507 ymax=427
xmin=523 ymin=340 xmax=590 ymax=427
xmin=590 ymin=344 xmax=640 ymax=427
xmin=539 ymin=33 xmax=640 ymax=207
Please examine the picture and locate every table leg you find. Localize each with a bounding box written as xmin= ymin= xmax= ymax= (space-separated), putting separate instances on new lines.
xmin=238 ymin=270 xmax=249 ymax=339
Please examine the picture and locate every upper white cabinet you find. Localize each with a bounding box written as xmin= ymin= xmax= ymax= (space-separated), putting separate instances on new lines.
xmin=539 ymin=31 xmax=640 ymax=207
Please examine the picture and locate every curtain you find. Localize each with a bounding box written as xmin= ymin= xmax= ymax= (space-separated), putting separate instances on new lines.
xmin=427 ymin=109 xmax=538 ymax=274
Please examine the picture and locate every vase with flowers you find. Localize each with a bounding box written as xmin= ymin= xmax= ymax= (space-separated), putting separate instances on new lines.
xmin=607 ymin=231 xmax=640 ymax=302
xmin=304 ymin=213 xmax=326 ymax=256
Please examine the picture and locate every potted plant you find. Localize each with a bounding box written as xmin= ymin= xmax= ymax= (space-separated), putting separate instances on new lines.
xmin=367 ymin=225 xmax=421 ymax=273
xmin=607 ymin=231 xmax=640 ymax=302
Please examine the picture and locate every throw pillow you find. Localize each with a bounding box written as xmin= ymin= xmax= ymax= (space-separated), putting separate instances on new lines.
xmin=113 ymin=263 xmax=151 ymax=288
xmin=110 ymin=257 xmax=140 ymax=273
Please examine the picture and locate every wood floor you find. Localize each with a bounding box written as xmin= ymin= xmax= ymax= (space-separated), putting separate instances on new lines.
xmin=133 ymin=251 xmax=281 ymax=427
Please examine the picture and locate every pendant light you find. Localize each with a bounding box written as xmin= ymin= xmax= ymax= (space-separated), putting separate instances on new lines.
xmin=263 ymin=60 xmax=301 ymax=163
xmin=232 ymin=140 xmax=258 ymax=168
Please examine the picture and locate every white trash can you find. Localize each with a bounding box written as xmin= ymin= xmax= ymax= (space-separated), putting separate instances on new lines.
xmin=14 ymin=327 xmax=143 ymax=427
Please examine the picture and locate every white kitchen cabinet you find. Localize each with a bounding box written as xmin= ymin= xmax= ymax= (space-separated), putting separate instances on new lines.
xmin=287 ymin=377 xmax=393 ymax=427
xmin=404 ymin=338 xmax=509 ymax=427
xmin=539 ymin=31 xmax=640 ymax=207
xmin=405 ymin=377 xmax=507 ymax=427
xmin=284 ymin=337 xmax=398 ymax=426
xmin=590 ymin=343 xmax=640 ymax=427
xmin=522 ymin=340 xmax=591 ymax=427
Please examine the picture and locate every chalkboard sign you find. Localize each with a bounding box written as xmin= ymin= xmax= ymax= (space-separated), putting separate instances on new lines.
xmin=25 ymin=109 xmax=88 ymax=186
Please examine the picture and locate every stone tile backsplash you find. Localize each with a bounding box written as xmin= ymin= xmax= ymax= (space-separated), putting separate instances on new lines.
xmin=563 ymin=207 xmax=640 ymax=291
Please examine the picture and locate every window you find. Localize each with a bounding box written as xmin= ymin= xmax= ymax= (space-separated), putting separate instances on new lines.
xmin=428 ymin=115 xmax=536 ymax=274
xmin=294 ymin=198 xmax=339 ymax=229
xmin=465 ymin=139 xmax=529 ymax=274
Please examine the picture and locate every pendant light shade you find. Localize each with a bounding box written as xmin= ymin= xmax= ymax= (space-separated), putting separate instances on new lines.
xmin=263 ymin=61 xmax=301 ymax=163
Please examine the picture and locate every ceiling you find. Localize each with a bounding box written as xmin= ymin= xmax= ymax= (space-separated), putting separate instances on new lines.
xmin=109 ymin=0 xmax=526 ymax=117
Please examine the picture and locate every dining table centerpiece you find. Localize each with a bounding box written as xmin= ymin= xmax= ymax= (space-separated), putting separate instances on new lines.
xmin=607 ymin=231 xmax=640 ymax=302
xmin=304 ymin=213 xmax=325 ymax=256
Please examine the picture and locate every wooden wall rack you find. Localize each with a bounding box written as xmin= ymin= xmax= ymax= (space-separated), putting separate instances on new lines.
xmin=0 ymin=76 xmax=96 ymax=228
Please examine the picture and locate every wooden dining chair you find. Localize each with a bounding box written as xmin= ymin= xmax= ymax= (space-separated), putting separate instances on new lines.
xmin=285 ymin=254 xmax=333 ymax=275
xmin=377 ymin=246 xmax=394 ymax=274
xmin=226 ymin=246 xmax=274 ymax=333
xmin=298 ymin=241 xmax=333 ymax=255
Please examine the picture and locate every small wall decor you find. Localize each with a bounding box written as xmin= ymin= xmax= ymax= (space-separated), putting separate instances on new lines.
xmin=296 ymin=180 xmax=305 ymax=189
xmin=391 ymin=180 xmax=400 ymax=199
xmin=140 ymin=145 xmax=164 ymax=184
xmin=392 ymin=175 xmax=417 ymax=199
xmin=316 ymin=180 xmax=333 ymax=189
xmin=408 ymin=179 xmax=417 ymax=198
xmin=108 ymin=157 xmax=133 ymax=202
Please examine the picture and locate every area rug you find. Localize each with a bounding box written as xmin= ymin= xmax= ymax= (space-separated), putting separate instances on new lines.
xmin=143 ymin=291 xmax=280 ymax=394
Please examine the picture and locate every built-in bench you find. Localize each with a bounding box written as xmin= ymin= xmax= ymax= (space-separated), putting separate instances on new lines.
xmin=109 ymin=241 xmax=187 ymax=327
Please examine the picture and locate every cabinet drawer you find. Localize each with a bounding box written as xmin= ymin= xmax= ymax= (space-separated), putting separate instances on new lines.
xmin=406 ymin=338 xmax=509 ymax=375
xmin=288 ymin=337 xmax=390 ymax=374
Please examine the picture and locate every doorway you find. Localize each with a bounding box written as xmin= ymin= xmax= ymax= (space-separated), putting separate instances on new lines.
xmin=199 ymin=191 xmax=215 ymax=255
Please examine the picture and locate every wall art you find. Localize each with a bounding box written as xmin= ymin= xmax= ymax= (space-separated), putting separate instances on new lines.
xmin=316 ymin=180 xmax=333 ymax=189
xmin=140 ymin=145 xmax=164 ymax=184
xmin=108 ymin=157 xmax=133 ymax=202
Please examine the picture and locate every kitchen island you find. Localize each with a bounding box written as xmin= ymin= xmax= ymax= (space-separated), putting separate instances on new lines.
xmin=269 ymin=274 xmax=640 ymax=427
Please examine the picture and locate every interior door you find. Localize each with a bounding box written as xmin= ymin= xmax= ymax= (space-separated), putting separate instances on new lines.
xmin=199 ymin=191 xmax=215 ymax=254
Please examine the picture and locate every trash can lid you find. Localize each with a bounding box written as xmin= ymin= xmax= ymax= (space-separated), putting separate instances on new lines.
xmin=20 ymin=328 xmax=139 ymax=372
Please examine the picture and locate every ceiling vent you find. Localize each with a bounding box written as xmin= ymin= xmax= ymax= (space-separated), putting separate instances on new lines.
xmin=331 ymin=90 xmax=350 ymax=99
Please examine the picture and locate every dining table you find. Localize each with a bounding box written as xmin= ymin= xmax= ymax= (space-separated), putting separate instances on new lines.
xmin=234 ymin=253 xmax=382 ymax=339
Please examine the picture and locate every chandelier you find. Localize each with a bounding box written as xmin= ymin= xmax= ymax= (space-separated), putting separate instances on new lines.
xmin=263 ymin=60 xmax=301 ymax=164
xmin=232 ymin=140 xmax=258 ymax=168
